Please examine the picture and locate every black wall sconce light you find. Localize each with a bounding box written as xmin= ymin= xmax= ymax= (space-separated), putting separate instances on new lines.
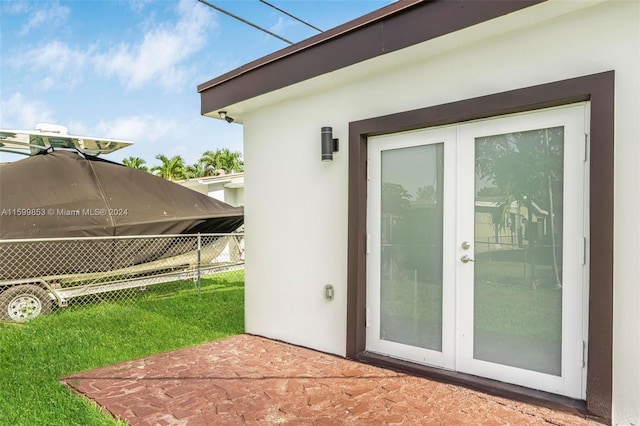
xmin=321 ymin=126 xmax=339 ymax=162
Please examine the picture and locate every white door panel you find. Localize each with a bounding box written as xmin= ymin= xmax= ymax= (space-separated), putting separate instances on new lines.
xmin=367 ymin=126 xmax=456 ymax=368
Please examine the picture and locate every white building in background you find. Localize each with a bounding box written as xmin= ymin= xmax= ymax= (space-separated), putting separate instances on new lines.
xmin=177 ymin=173 xmax=245 ymax=262
xmin=176 ymin=173 xmax=244 ymax=207
xmin=197 ymin=1 xmax=638 ymax=424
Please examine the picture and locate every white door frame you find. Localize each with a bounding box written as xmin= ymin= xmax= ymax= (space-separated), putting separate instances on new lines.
xmin=366 ymin=125 xmax=457 ymax=370
xmin=366 ymin=103 xmax=589 ymax=399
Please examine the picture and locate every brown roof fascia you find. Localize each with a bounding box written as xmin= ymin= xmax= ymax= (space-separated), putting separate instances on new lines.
xmin=197 ymin=0 xmax=422 ymax=93
xmin=198 ymin=0 xmax=545 ymax=115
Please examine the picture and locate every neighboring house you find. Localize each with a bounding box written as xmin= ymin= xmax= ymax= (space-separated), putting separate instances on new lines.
xmin=198 ymin=1 xmax=638 ymax=424
xmin=175 ymin=173 xmax=244 ymax=207
xmin=176 ymin=173 xmax=245 ymax=261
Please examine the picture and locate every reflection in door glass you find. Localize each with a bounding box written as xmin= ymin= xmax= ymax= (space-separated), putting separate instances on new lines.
xmin=380 ymin=143 xmax=444 ymax=351
xmin=474 ymin=127 xmax=564 ymax=376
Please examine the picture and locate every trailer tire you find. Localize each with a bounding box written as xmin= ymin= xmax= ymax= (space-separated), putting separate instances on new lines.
xmin=0 ymin=285 xmax=52 ymax=323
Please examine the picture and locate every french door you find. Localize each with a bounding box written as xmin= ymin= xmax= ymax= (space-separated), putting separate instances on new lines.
xmin=366 ymin=103 xmax=589 ymax=399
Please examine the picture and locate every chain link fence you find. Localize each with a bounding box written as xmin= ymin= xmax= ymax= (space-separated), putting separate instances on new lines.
xmin=0 ymin=233 xmax=244 ymax=323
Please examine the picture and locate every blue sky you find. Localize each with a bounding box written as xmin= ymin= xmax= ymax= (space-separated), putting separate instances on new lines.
xmin=0 ymin=0 xmax=392 ymax=166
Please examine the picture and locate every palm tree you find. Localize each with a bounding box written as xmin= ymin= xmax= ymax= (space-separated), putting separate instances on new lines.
xmin=185 ymin=162 xmax=207 ymax=179
xmin=122 ymin=156 xmax=148 ymax=172
xmin=150 ymin=154 xmax=187 ymax=181
xmin=199 ymin=148 xmax=244 ymax=175
xmin=198 ymin=150 xmax=219 ymax=176
xmin=216 ymin=148 xmax=244 ymax=173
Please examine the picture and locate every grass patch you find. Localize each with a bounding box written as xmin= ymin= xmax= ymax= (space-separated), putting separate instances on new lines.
xmin=381 ymin=279 xmax=442 ymax=323
xmin=380 ymin=260 xmax=561 ymax=342
xmin=0 ymin=273 xmax=244 ymax=426
xmin=475 ymin=259 xmax=561 ymax=341
xmin=475 ymin=279 xmax=561 ymax=342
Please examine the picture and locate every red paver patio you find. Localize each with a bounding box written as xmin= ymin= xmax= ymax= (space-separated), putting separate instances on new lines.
xmin=62 ymin=334 xmax=602 ymax=425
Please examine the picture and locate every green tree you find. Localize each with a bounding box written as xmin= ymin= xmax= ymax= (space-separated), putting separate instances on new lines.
xmin=198 ymin=150 xmax=218 ymax=176
xmin=476 ymin=127 xmax=564 ymax=288
xmin=185 ymin=162 xmax=207 ymax=179
xmin=382 ymin=182 xmax=412 ymax=217
xmin=150 ymin=154 xmax=187 ymax=181
xmin=199 ymin=148 xmax=244 ymax=175
xmin=122 ymin=156 xmax=148 ymax=172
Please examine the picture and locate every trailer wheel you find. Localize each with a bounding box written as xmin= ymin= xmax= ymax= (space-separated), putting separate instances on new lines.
xmin=0 ymin=285 xmax=52 ymax=323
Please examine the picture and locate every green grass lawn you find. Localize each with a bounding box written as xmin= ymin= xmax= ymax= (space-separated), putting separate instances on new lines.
xmin=475 ymin=259 xmax=561 ymax=341
xmin=0 ymin=273 xmax=244 ymax=426
xmin=474 ymin=279 xmax=561 ymax=342
xmin=380 ymin=258 xmax=562 ymax=342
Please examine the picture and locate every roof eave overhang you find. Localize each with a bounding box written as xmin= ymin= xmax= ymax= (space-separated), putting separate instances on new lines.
xmin=198 ymin=0 xmax=545 ymax=117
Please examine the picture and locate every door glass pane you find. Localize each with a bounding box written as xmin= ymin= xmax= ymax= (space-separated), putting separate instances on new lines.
xmin=474 ymin=127 xmax=563 ymax=376
xmin=380 ymin=143 xmax=444 ymax=351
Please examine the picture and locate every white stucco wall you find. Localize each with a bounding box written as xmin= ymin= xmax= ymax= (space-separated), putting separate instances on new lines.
xmin=206 ymin=184 xmax=244 ymax=207
xmin=224 ymin=187 xmax=243 ymax=207
xmin=183 ymin=183 xmax=208 ymax=196
xmin=175 ymin=179 xmax=244 ymax=207
xmin=206 ymin=187 xmax=226 ymax=203
xmin=240 ymin=1 xmax=639 ymax=423
xmin=221 ymin=187 xmax=244 ymax=207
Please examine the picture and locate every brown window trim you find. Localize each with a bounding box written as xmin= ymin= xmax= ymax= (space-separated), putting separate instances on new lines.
xmin=346 ymin=71 xmax=614 ymax=422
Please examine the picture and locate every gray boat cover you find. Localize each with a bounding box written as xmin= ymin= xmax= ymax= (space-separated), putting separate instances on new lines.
xmin=0 ymin=150 xmax=244 ymax=239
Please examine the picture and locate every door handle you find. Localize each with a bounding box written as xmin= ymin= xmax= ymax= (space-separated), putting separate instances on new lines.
xmin=461 ymin=255 xmax=475 ymax=264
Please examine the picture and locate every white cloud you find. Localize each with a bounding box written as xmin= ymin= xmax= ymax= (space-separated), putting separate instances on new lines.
xmin=92 ymin=115 xmax=177 ymax=143
xmin=59 ymin=115 xmax=181 ymax=164
xmin=127 ymin=0 xmax=154 ymax=14
xmin=10 ymin=41 xmax=88 ymax=90
xmin=264 ymin=16 xmax=299 ymax=45
xmin=269 ymin=17 xmax=288 ymax=35
xmin=171 ymin=144 xmax=197 ymax=165
xmin=3 ymin=2 xmax=29 ymax=14
xmin=8 ymin=0 xmax=217 ymax=93
xmin=63 ymin=120 xmax=90 ymax=136
xmin=93 ymin=0 xmax=216 ymax=91
xmin=0 ymin=93 xmax=56 ymax=129
xmin=20 ymin=2 xmax=70 ymax=36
